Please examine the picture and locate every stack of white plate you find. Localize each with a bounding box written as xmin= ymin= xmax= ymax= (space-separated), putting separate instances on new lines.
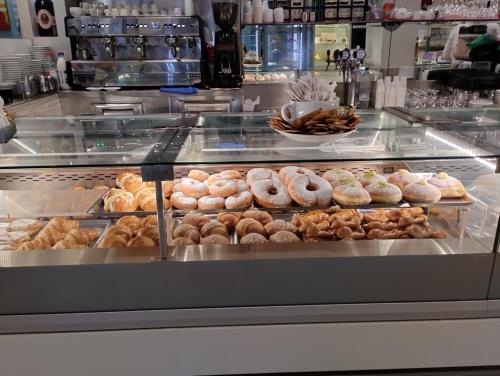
xmin=1 ymin=56 xmax=25 ymax=82
xmin=31 ymin=46 xmax=51 ymax=62
xmin=13 ymin=54 xmax=34 ymax=76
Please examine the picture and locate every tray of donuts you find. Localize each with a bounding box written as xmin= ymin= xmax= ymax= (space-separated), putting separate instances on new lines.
xmin=168 ymin=166 xmax=473 ymax=212
xmin=170 ymin=206 xmax=448 ymax=246
xmin=88 ymin=172 xmax=174 ymax=217
xmin=95 ymin=215 xmax=159 ymax=249
xmin=12 ymin=217 xmax=110 ymax=251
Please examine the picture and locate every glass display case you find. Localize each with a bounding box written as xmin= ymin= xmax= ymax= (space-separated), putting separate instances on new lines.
xmin=1 ymin=111 xmax=500 ymax=329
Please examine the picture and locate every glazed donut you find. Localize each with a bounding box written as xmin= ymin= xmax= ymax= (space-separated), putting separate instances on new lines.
xmin=170 ymin=192 xmax=198 ymax=210
xmin=240 ymin=233 xmax=268 ymax=244
xmin=200 ymin=221 xmax=228 ymax=238
xmin=217 ymin=212 xmax=241 ymax=230
xmin=246 ymin=168 xmax=280 ymax=186
xmin=269 ymin=231 xmax=301 ymax=243
xmin=251 ymin=179 xmax=292 ymax=208
xmin=173 ymin=224 xmax=201 ymax=243
xmin=198 ymin=195 xmax=226 ymax=210
xmin=171 ymin=237 xmax=196 ymax=246
xmin=180 ymin=178 xmax=209 ymax=199
xmin=356 ymin=170 xmax=386 ymax=187
xmin=200 ymin=234 xmax=230 ymax=245
xmin=288 ymin=174 xmax=332 ymax=207
xmin=220 ymin=170 xmax=242 ymax=180
xmin=242 ymin=210 xmax=273 ymax=226
xmin=279 ymin=166 xmax=316 ymax=186
xmin=427 ymin=172 xmax=465 ymax=198
xmin=365 ymin=182 xmax=402 ymax=204
xmin=403 ymin=179 xmax=442 ymax=203
xmin=322 ymin=168 xmax=355 ymax=186
xmin=188 ymin=169 xmax=210 ymax=182
xmin=182 ymin=214 xmax=210 ymax=230
xmin=225 ymin=191 xmax=253 ymax=209
xmin=234 ymin=179 xmax=251 ymax=193
xmin=209 ymin=179 xmax=238 ymax=198
xmin=332 ymin=183 xmax=372 ymax=205
xmin=264 ymin=220 xmax=297 ymax=236
xmin=236 ymin=218 xmax=266 ymax=237
xmin=388 ymin=169 xmax=421 ymax=190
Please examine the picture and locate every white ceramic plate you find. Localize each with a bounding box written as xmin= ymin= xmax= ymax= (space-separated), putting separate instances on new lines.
xmin=275 ymin=129 xmax=355 ymax=143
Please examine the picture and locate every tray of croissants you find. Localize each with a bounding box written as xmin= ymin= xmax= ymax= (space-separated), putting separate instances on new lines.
xmin=170 ymin=206 xmax=448 ymax=246
xmin=1 ymin=215 xmax=160 ymax=251
xmin=86 ymin=167 xmax=473 ymax=216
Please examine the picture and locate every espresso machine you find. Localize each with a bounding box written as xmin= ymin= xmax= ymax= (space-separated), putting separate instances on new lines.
xmin=211 ymin=0 xmax=242 ymax=88
xmin=65 ymin=16 xmax=207 ymax=88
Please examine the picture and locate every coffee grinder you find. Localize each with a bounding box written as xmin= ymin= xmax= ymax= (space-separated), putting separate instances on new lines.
xmin=211 ymin=0 xmax=242 ymax=88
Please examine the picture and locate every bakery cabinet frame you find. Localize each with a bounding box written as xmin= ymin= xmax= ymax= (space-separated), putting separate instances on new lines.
xmin=1 ymin=112 xmax=500 ymax=333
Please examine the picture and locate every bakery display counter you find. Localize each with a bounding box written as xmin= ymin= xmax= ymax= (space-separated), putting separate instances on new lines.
xmin=1 ymin=111 xmax=500 ymax=326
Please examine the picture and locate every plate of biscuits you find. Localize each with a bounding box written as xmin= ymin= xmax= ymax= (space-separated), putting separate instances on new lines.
xmin=269 ymin=107 xmax=361 ymax=143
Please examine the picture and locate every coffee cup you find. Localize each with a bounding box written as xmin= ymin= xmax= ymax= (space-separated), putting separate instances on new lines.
xmin=281 ymin=100 xmax=339 ymax=123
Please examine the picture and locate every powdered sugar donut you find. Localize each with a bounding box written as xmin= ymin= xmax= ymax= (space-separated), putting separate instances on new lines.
xmin=332 ymin=183 xmax=372 ymax=205
xmin=234 ymin=179 xmax=251 ymax=193
xmin=330 ymin=177 xmax=363 ymax=189
xmin=388 ymin=169 xmax=421 ymax=190
xmin=427 ymin=172 xmax=465 ymax=198
xmin=188 ymin=169 xmax=210 ymax=182
xmin=403 ymin=179 xmax=441 ymax=203
xmin=279 ymin=166 xmax=316 ymax=186
xmin=220 ymin=170 xmax=242 ymax=180
xmin=171 ymin=192 xmax=198 ymax=209
xmin=322 ymin=168 xmax=355 ymax=185
xmin=356 ymin=170 xmax=386 ymax=187
xmin=198 ymin=195 xmax=225 ymax=210
xmin=251 ymin=179 xmax=292 ymax=208
xmin=288 ymin=174 xmax=332 ymax=207
xmin=180 ymin=178 xmax=209 ymax=198
xmin=209 ymin=179 xmax=238 ymax=198
xmin=206 ymin=173 xmax=225 ymax=185
xmin=365 ymin=182 xmax=402 ymax=204
xmin=225 ymin=191 xmax=253 ymax=209
xmin=246 ymin=168 xmax=280 ymax=186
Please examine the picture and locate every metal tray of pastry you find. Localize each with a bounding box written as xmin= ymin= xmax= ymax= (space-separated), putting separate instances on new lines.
xmin=170 ymin=214 xmax=239 ymax=246
xmin=334 ymin=194 xmax=476 ymax=210
xmin=95 ymin=216 xmax=161 ymax=248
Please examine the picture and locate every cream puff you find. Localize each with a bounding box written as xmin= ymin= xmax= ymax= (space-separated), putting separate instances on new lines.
xmin=365 ymin=182 xmax=403 ymax=204
xmin=388 ymin=169 xmax=421 ymax=190
xmin=427 ymin=172 xmax=465 ymax=198
xmin=403 ymin=179 xmax=442 ymax=203
xmin=356 ymin=170 xmax=386 ymax=187
xmin=332 ymin=183 xmax=372 ymax=206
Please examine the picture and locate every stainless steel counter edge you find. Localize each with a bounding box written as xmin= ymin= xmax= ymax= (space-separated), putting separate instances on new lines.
xmin=0 ymin=301 xmax=488 ymax=334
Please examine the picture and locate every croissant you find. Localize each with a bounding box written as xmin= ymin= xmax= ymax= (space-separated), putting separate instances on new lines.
xmin=64 ymin=228 xmax=99 ymax=246
xmin=52 ymin=239 xmax=86 ymax=250
xmin=35 ymin=228 xmax=66 ymax=247
xmin=16 ymin=241 xmax=39 ymax=251
xmin=137 ymin=225 xmax=159 ymax=245
xmin=98 ymin=235 xmax=128 ymax=248
xmin=127 ymin=236 xmax=156 ymax=248
xmin=105 ymin=225 xmax=133 ymax=241
xmin=116 ymin=216 xmax=142 ymax=236
xmin=45 ymin=217 xmax=80 ymax=233
xmin=142 ymin=215 xmax=158 ymax=228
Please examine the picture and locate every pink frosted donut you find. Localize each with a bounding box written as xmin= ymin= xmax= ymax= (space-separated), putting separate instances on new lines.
xmin=171 ymin=192 xmax=198 ymax=210
xmin=246 ymin=168 xmax=280 ymax=186
xmin=188 ymin=169 xmax=210 ymax=182
xmin=288 ymin=174 xmax=332 ymax=207
xmin=198 ymin=195 xmax=225 ymax=210
xmin=251 ymin=179 xmax=292 ymax=208
xmin=180 ymin=178 xmax=209 ymax=198
xmin=225 ymin=191 xmax=253 ymax=209
xmin=209 ymin=179 xmax=238 ymax=198
xmin=235 ymin=179 xmax=251 ymax=193
xmin=279 ymin=166 xmax=316 ymax=186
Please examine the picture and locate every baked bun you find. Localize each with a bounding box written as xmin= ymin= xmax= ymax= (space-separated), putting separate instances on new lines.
xmin=332 ymin=184 xmax=372 ymax=205
xmin=356 ymin=170 xmax=386 ymax=187
xmin=171 ymin=237 xmax=196 ymax=246
xmin=200 ymin=221 xmax=228 ymax=238
xmin=173 ymin=224 xmax=201 ymax=244
xmin=121 ymin=174 xmax=144 ymax=194
xmin=264 ymin=220 xmax=297 ymax=236
xmin=242 ymin=210 xmax=273 ymax=226
xmin=427 ymin=172 xmax=465 ymax=198
xmin=403 ymin=179 xmax=442 ymax=203
xmin=236 ymin=218 xmax=266 ymax=237
xmin=388 ymin=169 xmax=420 ymax=190
xmin=181 ymin=214 xmax=210 ymax=230
xmin=217 ymin=212 xmax=241 ymax=230
xmin=240 ymin=233 xmax=268 ymax=244
xmin=269 ymin=231 xmax=301 ymax=243
xmin=365 ymin=182 xmax=402 ymax=204
xmin=200 ymin=235 xmax=230 ymax=245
